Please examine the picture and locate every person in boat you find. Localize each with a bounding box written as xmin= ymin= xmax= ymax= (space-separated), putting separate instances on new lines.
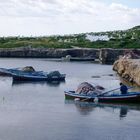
xmin=120 ymin=83 xmax=128 ymax=94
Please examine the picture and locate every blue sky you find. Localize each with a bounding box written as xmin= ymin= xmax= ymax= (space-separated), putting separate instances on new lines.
xmin=0 ymin=0 xmax=140 ymax=36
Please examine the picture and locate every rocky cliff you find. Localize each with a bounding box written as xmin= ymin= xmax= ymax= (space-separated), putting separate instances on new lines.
xmin=113 ymin=58 xmax=140 ymax=86
xmin=0 ymin=47 xmax=100 ymax=58
xmin=0 ymin=47 xmax=140 ymax=64
xmin=99 ymin=49 xmax=140 ymax=64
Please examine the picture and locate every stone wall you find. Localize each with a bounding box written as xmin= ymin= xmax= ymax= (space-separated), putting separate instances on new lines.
xmin=0 ymin=47 xmax=100 ymax=59
xmin=113 ymin=58 xmax=140 ymax=86
xmin=0 ymin=47 xmax=139 ymax=64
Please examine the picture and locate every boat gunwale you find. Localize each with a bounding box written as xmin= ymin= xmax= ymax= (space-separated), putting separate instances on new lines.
xmin=64 ymin=90 xmax=140 ymax=99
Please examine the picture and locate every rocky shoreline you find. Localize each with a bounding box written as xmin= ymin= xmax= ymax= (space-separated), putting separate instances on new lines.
xmin=113 ymin=58 xmax=140 ymax=86
xmin=0 ymin=47 xmax=139 ymax=64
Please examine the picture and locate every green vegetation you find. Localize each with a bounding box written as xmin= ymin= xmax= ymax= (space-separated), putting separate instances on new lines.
xmin=0 ymin=26 xmax=140 ymax=49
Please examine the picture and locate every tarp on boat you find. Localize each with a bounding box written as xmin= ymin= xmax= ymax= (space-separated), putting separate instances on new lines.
xmin=47 ymin=71 xmax=61 ymax=78
xmin=21 ymin=66 xmax=35 ymax=72
xmin=76 ymin=82 xmax=105 ymax=95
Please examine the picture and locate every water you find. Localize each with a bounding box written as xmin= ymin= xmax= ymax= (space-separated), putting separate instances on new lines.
xmin=0 ymin=58 xmax=139 ymax=140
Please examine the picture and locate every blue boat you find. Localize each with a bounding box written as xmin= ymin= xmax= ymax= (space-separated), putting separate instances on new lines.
xmin=64 ymin=82 xmax=140 ymax=103
xmin=0 ymin=66 xmax=66 ymax=81
xmin=12 ymin=70 xmax=66 ymax=81
xmin=0 ymin=68 xmax=19 ymax=76
xmin=64 ymin=90 xmax=140 ymax=103
xmin=0 ymin=66 xmax=36 ymax=76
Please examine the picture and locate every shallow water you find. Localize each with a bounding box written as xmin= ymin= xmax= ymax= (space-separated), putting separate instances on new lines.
xmin=0 ymin=58 xmax=139 ymax=140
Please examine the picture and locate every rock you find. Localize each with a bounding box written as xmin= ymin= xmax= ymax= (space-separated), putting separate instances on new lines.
xmin=99 ymin=49 xmax=140 ymax=64
xmin=91 ymin=76 xmax=101 ymax=78
xmin=108 ymin=74 xmax=114 ymax=76
xmin=0 ymin=48 xmax=100 ymax=59
xmin=99 ymin=49 xmax=124 ymax=64
xmin=113 ymin=58 xmax=140 ymax=86
xmin=0 ymin=47 xmax=139 ymax=64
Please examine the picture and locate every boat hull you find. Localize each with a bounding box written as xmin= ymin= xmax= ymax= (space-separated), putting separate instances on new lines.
xmin=65 ymin=91 xmax=140 ymax=103
xmin=0 ymin=67 xmax=36 ymax=76
xmin=0 ymin=68 xmax=19 ymax=76
xmin=13 ymin=74 xmax=66 ymax=81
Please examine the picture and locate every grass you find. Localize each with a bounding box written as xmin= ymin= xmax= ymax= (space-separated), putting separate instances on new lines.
xmin=0 ymin=25 xmax=140 ymax=49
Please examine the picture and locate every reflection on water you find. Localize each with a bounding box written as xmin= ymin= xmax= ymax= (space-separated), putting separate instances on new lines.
xmin=120 ymin=107 xmax=128 ymax=119
xmin=74 ymin=101 xmax=95 ymax=116
xmin=0 ymin=58 xmax=140 ymax=140
xmin=12 ymin=80 xmax=66 ymax=87
xmin=65 ymin=100 xmax=140 ymax=119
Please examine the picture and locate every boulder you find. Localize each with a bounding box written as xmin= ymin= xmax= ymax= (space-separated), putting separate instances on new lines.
xmin=113 ymin=58 xmax=140 ymax=86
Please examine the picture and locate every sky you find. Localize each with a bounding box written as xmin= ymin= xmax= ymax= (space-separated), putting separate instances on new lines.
xmin=0 ymin=0 xmax=140 ymax=36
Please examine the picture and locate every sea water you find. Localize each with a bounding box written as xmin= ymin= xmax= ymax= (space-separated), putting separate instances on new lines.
xmin=0 ymin=58 xmax=139 ymax=140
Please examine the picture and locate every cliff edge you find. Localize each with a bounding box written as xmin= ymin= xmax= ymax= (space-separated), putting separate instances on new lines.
xmin=113 ymin=58 xmax=140 ymax=86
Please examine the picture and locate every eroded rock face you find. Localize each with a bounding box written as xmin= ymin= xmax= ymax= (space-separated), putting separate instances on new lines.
xmin=113 ymin=58 xmax=140 ymax=86
xmin=99 ymin=49 xmax=124 ymax=64
xmin=0 ymin=47 xmax=100 ymax=59
xmin=99 ymin=49 xmax=140 ymax=64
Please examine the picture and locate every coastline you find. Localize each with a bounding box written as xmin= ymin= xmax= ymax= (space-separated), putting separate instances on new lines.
xmin=0 ymin=47 xmax=139 ymax=64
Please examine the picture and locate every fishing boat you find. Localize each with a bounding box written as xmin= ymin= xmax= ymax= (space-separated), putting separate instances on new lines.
xmin=64 ymin=90 xmax=140 ymax=103
xmin=12 ymin=70 xmax=66 ymax=81
xmin=64 ymin=82 xmax=140 ymax=103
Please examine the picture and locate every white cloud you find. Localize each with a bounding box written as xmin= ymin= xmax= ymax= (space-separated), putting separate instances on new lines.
xmin=0 ymin=0 xmax=109 ymax=18
xmin=0 ymin=0 xmax=140 ymax=36
xmin=108 ymin=3 xmax=140 ymax=25
xmin=110 ymin=3 xmax=129 ymax=11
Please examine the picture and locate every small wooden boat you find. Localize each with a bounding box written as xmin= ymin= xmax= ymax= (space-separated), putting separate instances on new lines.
xmin=0 ymin=68 xmax=19 ymax=76
xmin=0 ymin=66 xmax=35 ymax=76
xmin=12 ymin=71 xmax=66 ymax=81
xmin=64 ymin=90 xmax=140 ymax=103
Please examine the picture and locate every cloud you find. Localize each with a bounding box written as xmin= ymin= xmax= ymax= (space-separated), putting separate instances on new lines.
xmin=0 ymin=0 xmax=139 ymax=20
xmin=0 ymin=0 xmax=62 ymax=17
xmin=108 ymin=3 xmax=140 ymax=24
xmin=0 ymin=0 xmax=107 ymax=18
xmin=110 ymin=3 xmax=129 ymax=11
xmin=0 ymin=0 xmax=140 ymax=36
